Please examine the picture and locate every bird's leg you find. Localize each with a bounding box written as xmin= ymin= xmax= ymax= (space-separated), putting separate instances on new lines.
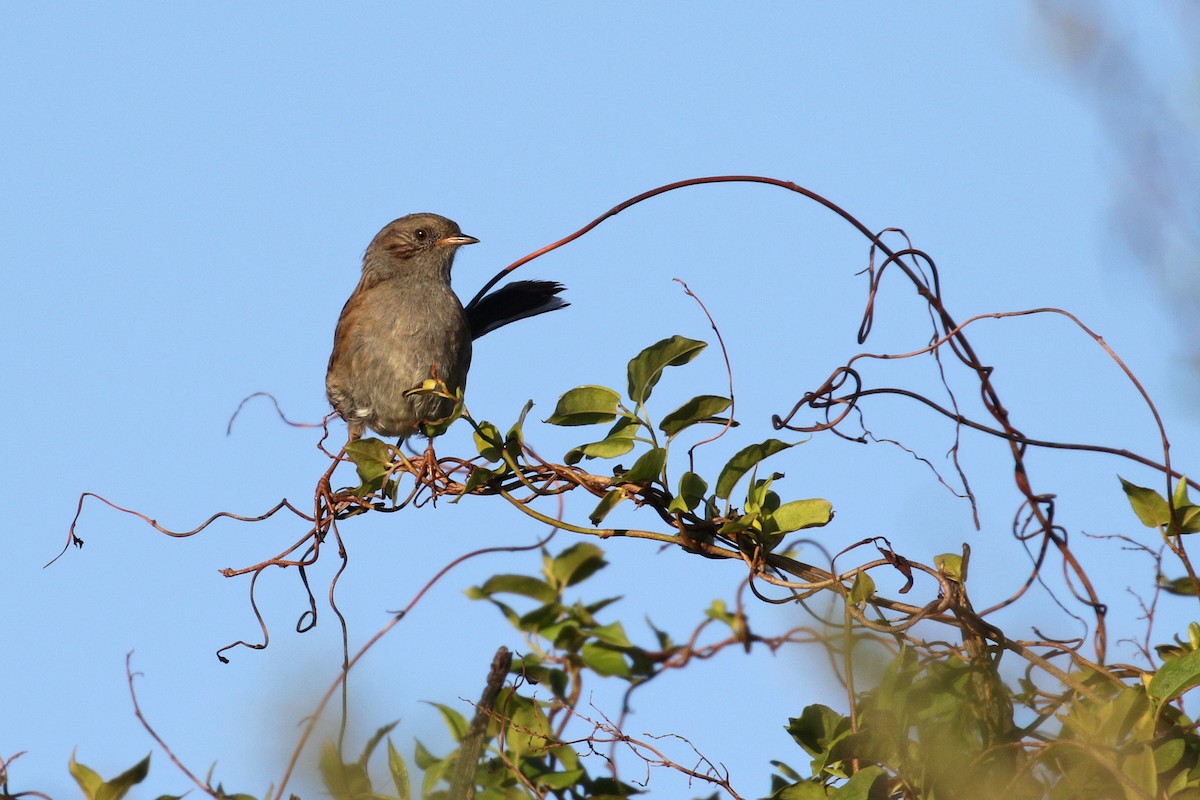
xmin=388 ymin=434 xmax=451 ymax=505
xmin=314 ymin=441 xmax=352 ymax=543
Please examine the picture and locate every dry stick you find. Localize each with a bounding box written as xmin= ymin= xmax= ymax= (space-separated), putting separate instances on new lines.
xmin=50 ymin=493 xmax=309 ymax=566
xmin=226 ymin=390 xmax=323 ymax=436
xmin=448 ymin=647 xmax=514 ymax=800
xmin=795 ymin=306 xmax=1194 ymax=487
xmin=0 ymin=751 xmax=53 ymax=800
xmin=126 ymin=652 xmax=220 ymax=800
xmin=673 ymin=278 xmax=737 ymax=469
xmin=554 ymin=705 xmax=746 ymax=799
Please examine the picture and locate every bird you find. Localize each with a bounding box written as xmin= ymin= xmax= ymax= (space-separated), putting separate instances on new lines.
xmin=326 ymin=213 xmax=567 ymax=442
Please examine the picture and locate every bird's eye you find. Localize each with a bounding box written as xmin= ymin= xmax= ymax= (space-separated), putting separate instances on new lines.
xmin=414 ymin=228 xmax=428 ymax=241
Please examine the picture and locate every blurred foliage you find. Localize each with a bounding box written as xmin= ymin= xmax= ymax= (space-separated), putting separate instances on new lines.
xmin=20 ymin=331 xmax=1200 ymax=800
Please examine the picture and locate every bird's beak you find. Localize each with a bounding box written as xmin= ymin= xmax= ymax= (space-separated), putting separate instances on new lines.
xmin=438 ymin=234 xmax=479 ymax=247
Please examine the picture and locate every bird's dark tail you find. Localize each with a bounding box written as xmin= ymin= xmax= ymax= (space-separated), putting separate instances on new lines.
xmin=465 ymin=280 xmax=569 ymax=339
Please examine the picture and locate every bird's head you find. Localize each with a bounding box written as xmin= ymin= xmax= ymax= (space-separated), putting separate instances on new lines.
xmin=362 ymin=213 xmax=479 ymax=282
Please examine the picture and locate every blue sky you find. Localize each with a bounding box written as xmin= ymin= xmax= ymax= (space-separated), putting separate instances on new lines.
xmin=4 ymin=4 xmax=1197 ymax=798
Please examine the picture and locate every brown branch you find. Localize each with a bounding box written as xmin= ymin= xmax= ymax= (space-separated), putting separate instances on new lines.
xmin=448 ymin=647 xmax=513 ymax=800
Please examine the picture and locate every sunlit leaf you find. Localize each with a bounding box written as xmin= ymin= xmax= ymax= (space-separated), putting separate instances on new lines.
xmin=387 ymin=739 xmax=410 ymax=800
xmin=849 ymin=570 xmax=875 ymax=605
xmin=319 ymin=742 xmax=373 ymax=800
xmin=627 ymin=335 xmax=706 ymax=404
xmin=91 ymin=755 xmax=151 ymax=800
xmin=1158 ymin=575 xmax=1200 ymax=596
xmin=455 ymin=465 xmax=497 ymax=500
xmin=581 ymin=642 xmax=631 ymax=678
xmin=616 ymin=447 xmax=666 ymax=484
xmin=589 ymin=621 xmax=633 ymax=648
xmin=669 ymin=471 xmax=708 ymax=514
xmin=550 ymin=543 xmax=607 ymax=588
xmin=357 ymin=721 xmax=398 ymax=767
xmin=473 ymin=421 xmax=503 ymax=462
xmin=1120 ymin=476 xmax=1171 ymax=528
xmin=564 ymin=416 xmax=640 ymax=464
xmin=658 ymin=394 xmax=732 ymax=437
xmin=546 ymin=386 xmax=621 ymax=426
xmin=786 ymin=705 xmax=849 ymax=757
xmin=1149 ymin=649 xmax=1200 ymax=700
xmin=762 ymin=499 xmax=833 ymax=535
xmin=476 ymin=574 xmax=557 ymax=603
xmin=69 ymin=752 xmax=105 ymax=800
xmin=773 ymin=782 xmax=833 ymax=799
xmin=716 ymin=439 xmax=795 ymax=499
xmin=345 ymin=438 xmax=393 ymax=494
xmin=505 ymin=399 xmax=534 ymax=459
xmin=590 ymin=488 xmax=627 ymax=526
xmin=934 ymin=553 xmax=964 ymax=582
xmin=429 ymin=702 xmax=470 ymax=741
xmin=832 ymin=765 xmax=885 ymax=799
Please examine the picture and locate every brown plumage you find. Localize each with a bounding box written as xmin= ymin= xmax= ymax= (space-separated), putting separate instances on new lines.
xmin=326 ymin=213 xmax=569 ymax=442
xmin=326 ymin=213 xmax=475 ymax=440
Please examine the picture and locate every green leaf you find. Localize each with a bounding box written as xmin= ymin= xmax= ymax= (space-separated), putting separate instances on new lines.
xmin=345 ymin=438 xmax=394 ymax=495
xmin=658 ymin=394 xmax=733 ymax=437
xmin=456 ymin=465 xmax=497 ymax=499
xmin=1172 ymin=476 xmax=1191 ymax=508
xmin=744 ymin=471 xmax=780 ymax=515
xmin=669 ymin=471 xmax=708 ymax=514
xmin=357 ymin=721 xmax=398 ymax=767
xmin=550 ymin=543 xmax=607 ymax=588
xmin=1178 ymin=505 xmax=1200 ymax=534
xmin=535 ymin=769 xmax=586 ymax=790
xmin=716 ymin=439 xmax=795 ymax=499
xmin=934 ymin=553 xmax=963 ymax=581
xmin=849 ymin=570 xmax=875 ymax=605
xmin=416 ymin=742 xmax=450 ymax=798
xmin=589 ymin=621 xmax=633 ymax=648
xmin=1120 ymin=476 xmax=1171 ymax=528
xmin=718 ymin=512 xmax=758 ymax=536
xmin=705 ymin=599 xmax=736 ymax=626
xmin=69 ymin=752 xmax=105 ymax=800
xmin=590 ymin=488 xmax=627 ymax=525
xmin=387 ymin=738 xmax=410 ymax=800
xmin=476 ymin=574 xmax=558 ymax=604
xmin=831 ymin=766 xmax=884 ymax=799
xmin=1158 ymin=575 xmax=1200 ymax=596
xmin=417 ymin=384 xmax=463 ymax=438
xmin=616 ymin=447 xmax=666 ymax=484
xmin=1121 ymin=744 xmax=1158 ymax=797
xmin=786 ymin=705 xmax=849 ymax=757
xmin=627 ymin=335 xmax=707 ymax=404
xmin=1154 ymin=736 xmax=1186 ymax=774
xmin=429 ymin=702 xmax=470 ymax=741
xmin=1168 ymin=477 xmax=1200 ymax=533
xmin=546 ymin=386 xmax=621 ymax=426
xmin=319 ymin=742 xmax=373 ymax=800
xmin=1149 ymin=648 xmax=1200 ymax=700
xmin=72 ymin=754 xmax=151 ymax=800
xmin=581 ymin=642 xmax=631 ymax=678
xmin=770 ymin=780 xmax=829 ymax=799
xmin=505 ymin=399 xmax=534 ymax=460
xmin=565 ymin=416 xmax=640 ymax=464
xmin=473 ymin=421 xmax=503 ymax=462
xmin=762 ymin=499 xmax=831 ymax=535
xmin=412 ymin=738 xmax=439 ymax=770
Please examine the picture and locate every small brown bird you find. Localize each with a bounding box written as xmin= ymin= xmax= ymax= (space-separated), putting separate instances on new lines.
xmin=326 ymin=213 xmax=566 ymax=442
